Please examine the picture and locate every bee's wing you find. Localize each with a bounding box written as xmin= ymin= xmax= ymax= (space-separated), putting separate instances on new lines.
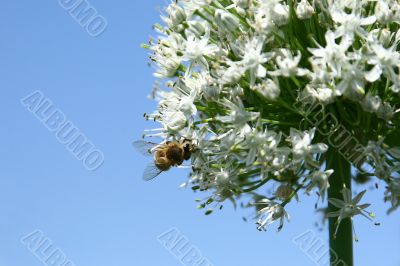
xmin=142 ymin=163 xmax=163 ymax=181
xmin=133 ymin=140 xmax=158 ymax=157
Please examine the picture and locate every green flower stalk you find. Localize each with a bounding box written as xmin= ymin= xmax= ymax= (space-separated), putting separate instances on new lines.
xmin=140 ymin=0 xmax=400 ymax=265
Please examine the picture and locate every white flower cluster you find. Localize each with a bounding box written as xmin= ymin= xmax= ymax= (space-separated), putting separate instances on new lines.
xmin=142 ymin=0 xmax=400 ymax=231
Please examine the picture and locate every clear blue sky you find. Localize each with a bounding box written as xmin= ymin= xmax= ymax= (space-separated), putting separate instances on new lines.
xmin=1 ymin=1 xmax=399 ymax=265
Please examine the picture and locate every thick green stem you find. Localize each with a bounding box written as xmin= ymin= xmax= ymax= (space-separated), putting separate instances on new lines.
xmin=326 ymin=148 xmax=353 ymax=266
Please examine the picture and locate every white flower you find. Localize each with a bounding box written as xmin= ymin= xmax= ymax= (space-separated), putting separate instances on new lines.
xmin=290 ymin=128 xmax=328 ymax=166
xmin=238 ymin=36 xmax=272 ymax=85
xmin=179 ymin=92 xmax=197 ymax=117
xmin=270 ymin=49 xmax=309 ymax=77
xmin=259 ymin=0 xmax=289 ymax=26
xmin=151 ymin=33 xmax=185 ymax=78
xmin=302 ymin=85 xmax=335 ymax=104
xmin=365 ymin=42 xmax=400 ymax=92
xmin=219 ymin=61 xmax=244 ymax=85
xmin=217 ymin=129 xmax=243 ymax=152
xmin=255 ymin=199 xmax=289 ymax=231
xmin=336 ymin=59 xmax=366 ymax=99
xmin=252 ymin=9 xmax=275 ymax=34
xmin=153 ymin=54 xmax=181 ymax=78
xmin=251 ymin=78 xmax=280 ymax=100
xmin=242 ymin=125 xmax=281 ymax=165
xmin=217 ymin=98 xmax=259 ymax=133
xmin=308 ymin=31 xmax=353 ymax=78
xmin=161 ymin=110 xmax=187 ymax=132
xmin=330 ymin=6 xmax=376 ymax=39
xmin=270 ymin=147 xmax=291 ymax=170
xmin=183 ymin=32 xmax=219 ymax=68
xmin=375 ymin=0 xmax=399 ymax=24
xmin=327 ymin=188 xmax=375 ymax=240
xmin=306 ymin=169 xmax=334 ymax=202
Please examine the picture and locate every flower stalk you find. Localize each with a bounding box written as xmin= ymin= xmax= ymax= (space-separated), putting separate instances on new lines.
xmin=327 ymin=148 xmax=353 ymax=266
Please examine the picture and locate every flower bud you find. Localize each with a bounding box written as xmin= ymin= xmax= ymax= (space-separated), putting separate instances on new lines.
xmin=252 ymin=79 xmax=280 ymax=100
xmin=187 ymin=20 xmax=206 ymax=38
xmin=275 ymin=184 xmax=294 ymax=200
xmin=215 ymin=9 xmax=240 ymax=33
xmin=220 ymin=64 xmax=243 ymax=84
xmin=231 ymin=85 xmax=244 ymax=97
xmin=362 ymin=93 xmax=382 ymax=113
xmin=272 ymin=4 xmax=289 ymax=26
xmin=377 ymin=102 xmax=394 ymax=121
xmin=296 ymin=0 xmax=314 ymax=20
xmin=168 ymin=4 xmax=186 ymax=24
xmin=231 ymin=0 xmax=251 ymax=16
xmin=375 ymin=0 xmax=392 ymax=24
xmin=203 ymin=84 xmax=221 ymax=100
xmin=234 ymin=0 xmax=250 ymax=9
xmin=379 ymin=28 xmax=392 ymax=47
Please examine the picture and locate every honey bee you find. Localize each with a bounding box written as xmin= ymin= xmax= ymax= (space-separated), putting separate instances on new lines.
xmin=133 ymin=138 xmax=195 ymax=181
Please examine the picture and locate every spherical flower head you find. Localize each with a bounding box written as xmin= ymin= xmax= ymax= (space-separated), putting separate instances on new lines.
xmin=142 ymin=0 xmax=400 ymax=233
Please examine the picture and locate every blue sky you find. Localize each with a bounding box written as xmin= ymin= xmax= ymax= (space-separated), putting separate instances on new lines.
xmin=1 ymin=1 xmax=400 ymax=265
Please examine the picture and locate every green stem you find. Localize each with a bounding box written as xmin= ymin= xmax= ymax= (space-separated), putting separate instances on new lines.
xmin=326 ymin=148 xmax=353 ymax=266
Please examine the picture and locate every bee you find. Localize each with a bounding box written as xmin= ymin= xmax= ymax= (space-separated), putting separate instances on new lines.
xmin=133 ymin=138 xmax=195 ymax=181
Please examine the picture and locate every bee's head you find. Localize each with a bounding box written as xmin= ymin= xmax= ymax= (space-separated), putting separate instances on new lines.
xmin=182 ymin=141 xmax=193 ymax=160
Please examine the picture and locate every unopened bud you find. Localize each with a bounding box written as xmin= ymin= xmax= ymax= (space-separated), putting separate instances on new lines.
xmin=272 ymin=4 xmax=289 ymax=26
xmin=187 ymin=20 xmax=206 ymax=38
xmin=215 ymin=9 xmax=240 ymax=33
xmin=296 ymin=0 xmax=314 ymax=20
xmin=379 ymin=28 xmax=391 ymax=47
